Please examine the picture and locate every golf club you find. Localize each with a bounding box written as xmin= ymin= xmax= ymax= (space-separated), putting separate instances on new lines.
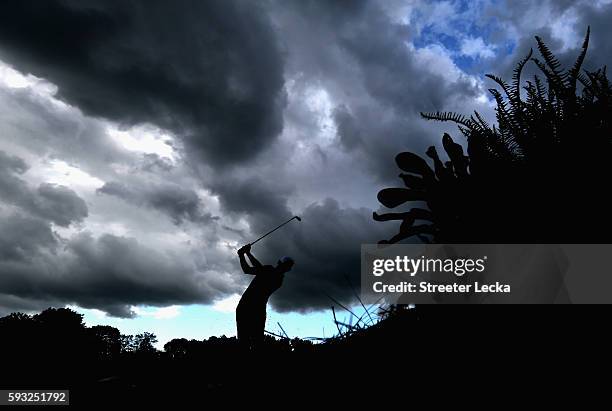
xmin=247 ymin=216 xmax=301 ymax=247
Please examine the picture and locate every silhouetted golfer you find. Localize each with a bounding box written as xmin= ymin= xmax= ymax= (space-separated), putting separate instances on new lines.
xmin=236 ymin=244 xmax=294 ymax=350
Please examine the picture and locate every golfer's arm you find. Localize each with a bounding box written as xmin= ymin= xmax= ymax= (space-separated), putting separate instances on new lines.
xmin=246 ymin=252 xmax=263 ymax=269
xmin=239 ymin=253 xmax=255 ymax=275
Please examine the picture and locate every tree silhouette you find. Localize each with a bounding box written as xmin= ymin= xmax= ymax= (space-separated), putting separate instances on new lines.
xmin=133 ymin=332 xmax=158 ymax=353
xmin=90 ymin=325 xmax=122 ymax=359
xmin=164 ymin=338 xmax=192 ymax=359
xmin=375 ymin=27 xmax=612 ymax=243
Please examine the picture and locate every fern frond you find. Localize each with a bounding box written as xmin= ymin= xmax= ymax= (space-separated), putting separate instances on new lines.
xmin=512 ymin=49 xmax=533 ymax=102
xmin=457 ymin=125 xmax=471 ymax=138
xmin=533 ymin=75 xmax=546 ymax=99
xmin=532 ymin=57 xmax=565 ymax=98
xmin=420 ymin=111 xmax=474 ymax=128
xmin=474 ymin=111 xmax=491 ymax=131
xmin=567 ymin=26 xmax=590 ymax=90
xmin=485 ymin=74 xmax=512 ymax=99
xmin=535 ymin=35 xmax=564 ymax=77
xmin=577 ymin=71 xmax=593 ymax=89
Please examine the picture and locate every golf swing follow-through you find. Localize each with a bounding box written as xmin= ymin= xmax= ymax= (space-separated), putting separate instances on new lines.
xmin=235 ymin=216 xmax=301 ymax=350
xmin=248 ymin=215 xmax=301 ymax=246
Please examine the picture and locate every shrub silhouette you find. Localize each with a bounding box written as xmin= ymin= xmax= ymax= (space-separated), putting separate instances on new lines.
xmin=375 ymin=27 xmax=612 ymax=243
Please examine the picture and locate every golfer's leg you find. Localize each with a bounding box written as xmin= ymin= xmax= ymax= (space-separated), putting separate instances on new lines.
xmin=236 ymin=312 xmax=251 ymax=351
xmin=254 ymin=312 xmax=266 ymax=349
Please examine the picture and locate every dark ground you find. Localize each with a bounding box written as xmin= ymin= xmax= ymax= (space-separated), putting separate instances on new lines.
xmin=1 ymin=305 xmax=609 ymax=407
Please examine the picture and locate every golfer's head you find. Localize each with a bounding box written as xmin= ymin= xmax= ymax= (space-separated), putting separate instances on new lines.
xmin=277 ymin=256 xmax=294 ymax=272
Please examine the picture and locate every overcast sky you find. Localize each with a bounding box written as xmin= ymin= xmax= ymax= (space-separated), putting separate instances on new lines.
xmin=0 ymin=0 xmax=610 ymax=343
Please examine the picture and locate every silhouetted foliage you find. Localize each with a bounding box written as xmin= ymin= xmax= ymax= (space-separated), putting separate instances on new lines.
xmin=0 ymin=306 xmax=318 ymax=402
xmin=0 ymin=302 xmax=602 ymax=406
xmin=0 ymin=307 xmax=159 ymax=386
xmin=134 ymin=332 xmax=158 ymax=354
xmin=90 ymin=325 xmax=122 ymax=359
xmin=376 ymin=28 xmax=612 ymax=243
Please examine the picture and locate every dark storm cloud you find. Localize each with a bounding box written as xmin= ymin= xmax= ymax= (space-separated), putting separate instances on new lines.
xmin=97 ymin=181 xmax=217 ymax=225
xmin=332 ymin=103 xmax=433 ymax=183
xmin=0 ymin=154 xmax=230 ymax=317
xmin=0 ymin=230 xmax=236 ymax=318
xmin=0 ymin=294 xmax=60 ymax=318
xmin=6 ymin=0 xmax=609 ymax=318
xmin=53 ymin=233 xmax=218 ymax=316
xmin=271 ymin=0 xmax=482 ymax=185
xmin=211 ymin=176 xmax=293 ymax=234
xmin=0 ymin=150 xmax=27 ymax=174
xmin=0 ymin=0 xmax=285 ymax=167
xmin=0 ymin=151 xmax=88 ymax=227
xmin=334 ymin=7 xmax=479 ymax=113
xmin=35 ymin=184 xmax=89 ymax=227
xmin=334 ymin=106 xmax=366 ymax=151
xmin=571 ymin=2 xmax=612 ymax=70
xmin=0 ymin=85 xmax=134 ymax=180
xmin=0 ymin=214 xmax=57 ymax=262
